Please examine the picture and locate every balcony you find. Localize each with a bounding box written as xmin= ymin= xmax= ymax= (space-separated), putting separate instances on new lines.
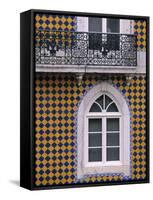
xmin=35 ymin=31 xmax=137 ymax=72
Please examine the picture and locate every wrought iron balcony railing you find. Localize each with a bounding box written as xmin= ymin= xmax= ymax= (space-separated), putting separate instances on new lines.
xmin=35 ymin=31 xmax=137 ymax=66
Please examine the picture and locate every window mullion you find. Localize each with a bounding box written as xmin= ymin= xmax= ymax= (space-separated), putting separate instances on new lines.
xmin=102 ymin=18 xmax=107 ymax=33
xmin=102 ymin=117 xmax=106 ymax=163
xmin=103 ymin=94 xmax=105 ymax=110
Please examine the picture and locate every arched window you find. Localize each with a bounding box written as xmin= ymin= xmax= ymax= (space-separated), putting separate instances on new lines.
xmin=87 ymin=94 xmax=120 ymax=164
xmin=77 ymin=82 xmax=130 ymax=179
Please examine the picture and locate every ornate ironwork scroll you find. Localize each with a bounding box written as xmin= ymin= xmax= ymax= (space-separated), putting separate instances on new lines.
xmin=35 ymin=31 xmax=137 ymax=66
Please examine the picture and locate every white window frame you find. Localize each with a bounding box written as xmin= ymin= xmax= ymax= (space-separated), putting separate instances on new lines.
xmin=88 ymin=18 xmax=121 ymax=33
xmin=87 ymin=17 xmax=132 ymax=34
xmin=77 ymin=82 xmax=130 ymax=179
xmin=85 ymin=114 xmax=122 ymax=167
xmin=104 ymin=18 xmax=131 ymax=34
xmin=77 ymin=17 xmax=132 ymax=34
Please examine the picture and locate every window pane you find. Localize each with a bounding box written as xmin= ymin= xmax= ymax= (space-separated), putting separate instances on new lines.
xmin=107 ymin=18 xmax=120 ymax=33
xmin=89 ymin=17 xmax=102 ymax=32
xmin=89 ymin=103 xmax=101 ymax=112
xmin=89 ymin=119 xmax=102 ymax=132
xmin=107 ymin=19 xmax=120 ymax=51
xmin=107 ymin=133 xmax=119 ymax=146
xmin=96 ymin=95 xmax=103 ymax=110
xmin=107 ymin=147 xmax=119 ymax=161
xmin=88 ymin=17 xmax=102 ymax=50
xmin=107 ymin=103 xmax=119 ymax=112
xmin=89 ymin=148 xmax=102 ymax=162
xmin=105 ymin=95 xmax=112 ymax=109
xmin=89 ymin=133 xmax=102 ymax=147
xmin=107 ymin=118 xmax=119 ymax=131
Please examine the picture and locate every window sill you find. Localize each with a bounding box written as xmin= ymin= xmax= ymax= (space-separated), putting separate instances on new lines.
xmin=77 ymin=164 xmax=130 ymax=179
xmin=85 ymin=161 xmax=122 ymax=167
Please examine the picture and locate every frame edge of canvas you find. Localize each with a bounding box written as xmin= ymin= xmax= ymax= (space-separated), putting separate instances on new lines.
xmin=20 ymin=9 xmax=150 ymax=190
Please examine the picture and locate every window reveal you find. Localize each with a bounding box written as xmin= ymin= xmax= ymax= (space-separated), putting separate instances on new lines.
xmin=88 ymin=119 xmax=102 ymax=162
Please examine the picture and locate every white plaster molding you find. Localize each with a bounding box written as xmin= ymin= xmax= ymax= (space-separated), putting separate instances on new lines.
xmin=136 ymin=51 xmax=146 ymax=74
xmin=36 ymin=65 xmax=137 ymax=74
xmin=76 ymin=17 xmax=88 ymax=32
xmin=120 ymin=19 xmax=131 ymax=34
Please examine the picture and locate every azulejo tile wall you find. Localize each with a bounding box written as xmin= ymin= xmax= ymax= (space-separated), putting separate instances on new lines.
xmin=35 ymin=14 xmax=77 ymax=52
xmin=35 ymin=74 xmax=146 ymax=186
xmin=134 ymin=20 xmax=146 ymax=50
xmin=35 ymin=14 xmax=77 ymax=32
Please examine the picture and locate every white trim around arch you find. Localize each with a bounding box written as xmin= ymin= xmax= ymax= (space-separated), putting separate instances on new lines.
xmin=77 ymin=82 xmax=131 ymax=179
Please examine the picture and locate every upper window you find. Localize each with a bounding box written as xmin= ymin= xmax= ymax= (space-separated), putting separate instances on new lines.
xmin=88 ymin=17 xmax=102 ymax=51
xmin=88 ymin=17 xmax=120 ymax=33
xmin=87 ymin=94 xmax=120 ymax=164
xmin=88 ymin=17 xmax=120 ymax=51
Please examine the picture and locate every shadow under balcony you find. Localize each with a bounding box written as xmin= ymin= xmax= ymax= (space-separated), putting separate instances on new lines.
xmin=35 ymin=31 xmax=137 ymax=74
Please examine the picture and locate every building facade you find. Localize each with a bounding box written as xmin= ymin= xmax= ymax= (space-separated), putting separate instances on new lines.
xmin=34 ymin=13 xmax=147 ymax=186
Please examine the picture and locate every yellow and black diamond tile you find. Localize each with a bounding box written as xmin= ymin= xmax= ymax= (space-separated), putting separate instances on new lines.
xmin=134 ymin=20 xmax=146 ymax=50
xmin=34 ymin=74 xmax=146 ymax=186
xmin=35 ymin=14 xmax=77 ymax=32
